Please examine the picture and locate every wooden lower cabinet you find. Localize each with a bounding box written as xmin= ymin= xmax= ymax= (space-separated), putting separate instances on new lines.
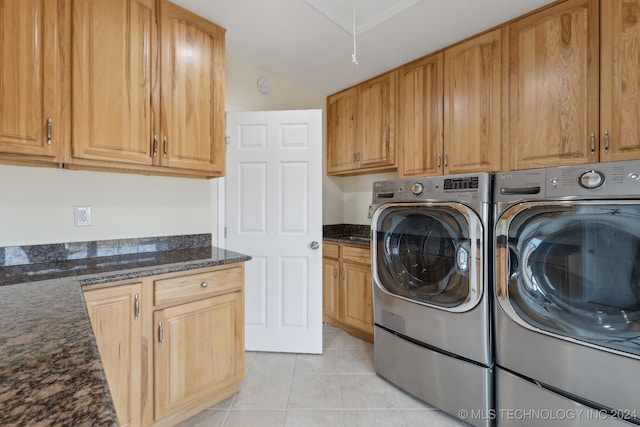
xmin=322 ymin=242 xmax=373 ymax=341
xmin=85 ymin=283 xmax=143 ymax=427
xmin=84 ymin=263 xmax=245 ymax=427
xmin=154 ymin=291 xmax=244 ymax=424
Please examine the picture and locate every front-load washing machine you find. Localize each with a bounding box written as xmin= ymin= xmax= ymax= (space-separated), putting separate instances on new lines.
xmin=371 ymin=172 xmax=494 ymax=427
xmin=494 ymin=160 xmax=640 ymax=426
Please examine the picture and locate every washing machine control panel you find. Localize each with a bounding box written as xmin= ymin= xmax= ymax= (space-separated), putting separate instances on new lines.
xmin=444 ymin=176 xmax=479 ymax=191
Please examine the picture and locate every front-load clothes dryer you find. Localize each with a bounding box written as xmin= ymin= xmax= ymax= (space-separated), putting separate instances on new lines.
xmin=371 ymin=173 xmax=494 ymax=427
xmin=494 ymin=160 xmax=640 ymax=426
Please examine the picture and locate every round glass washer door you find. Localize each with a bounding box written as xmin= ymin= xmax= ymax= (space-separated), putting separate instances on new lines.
xmin=496 ymin=202 xmax=640 ymax=358
xmin=372 ymin=203 xmax=484 ymax=313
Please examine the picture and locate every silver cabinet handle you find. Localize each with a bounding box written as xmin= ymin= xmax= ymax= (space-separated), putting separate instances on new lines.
xmin=590 ymin=132 xmax=596 ymax=155
xmin=310 ymin=241 xmax=320 ymax=250
xmin=604 ymin=130 xmax=610 ymax=153
xmin=152 ymin=135 xmax=158 ymax=157
xmin=201 ymin=282 xmax=209 ymax=288
xmin=444 ymin=154 xmax=448 ymax=168
xmin=46 ymin=118 xmax=52 ymax=145
xmin=158 ymin=321 xmax=163 ymax=346
xmin=437 ymin=154 xmax=441 ymax=168
xmin=163 ymin=136 xmax=168 ymax=158
xmin=134 ymin=293 xmax=139 ymax=320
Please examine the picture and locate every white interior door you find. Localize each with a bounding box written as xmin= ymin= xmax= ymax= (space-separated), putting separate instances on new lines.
xmin=226 ymin=110 xmax=323 ymax=354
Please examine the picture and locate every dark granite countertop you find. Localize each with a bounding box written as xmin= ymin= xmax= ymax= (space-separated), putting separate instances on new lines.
xmin=0 ymin=234 xmax=250 ymax=426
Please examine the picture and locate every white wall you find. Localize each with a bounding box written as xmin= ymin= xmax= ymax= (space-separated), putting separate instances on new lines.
xmin=342 ymin=172 xmax=397 ymax=225
xmin=0 ymin=165 xmax=216 ymax=246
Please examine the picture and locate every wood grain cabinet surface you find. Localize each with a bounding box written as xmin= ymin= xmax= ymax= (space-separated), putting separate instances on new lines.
xmin=84 ymin=264 xmax=245 ymax=427
xmin=69 ymin=0 xmax=225 ymax=178
xmin=444 ymin=28 xmax=503 ymax=175
xmin=85 ymin=283 xmax=143 ymax=427
xmin=322 ymin=242 xmax=373 ymax=342
xmin=0 ymin=0 xmax=67 ymax=165
xmin=506 ymin=0 xmax=599 ymax=170
xmin=327 ymin=72 xmax=397 ymax=176
xmin=507 ymin=0 xmax=640 ymax=169
xmin=398 ymin=53 xmax=444 ymax=178
xmin=0 ymin=0 xmax=225 ymax=178
xmin=398 ymin=28 xmax=503 ymax=178
xmin=600 ymin=0 xmax=640 ymax=162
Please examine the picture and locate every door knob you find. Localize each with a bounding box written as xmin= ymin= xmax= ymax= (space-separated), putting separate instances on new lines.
xmin=310 ymin=241 xmax=320 ymax=250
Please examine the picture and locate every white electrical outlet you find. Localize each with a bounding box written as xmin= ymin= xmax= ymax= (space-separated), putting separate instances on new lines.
xmin=74 ymin=206 xmax=92 ymax=227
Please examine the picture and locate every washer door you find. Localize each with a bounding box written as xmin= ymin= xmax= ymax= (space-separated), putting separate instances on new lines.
xmin=372 ymin=203 xmax=484 ymax=312
xmin=496 ymin=201 xmax=640 ymax=358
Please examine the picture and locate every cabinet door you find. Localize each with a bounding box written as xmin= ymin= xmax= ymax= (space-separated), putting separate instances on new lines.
xmin=507 ymin=0 xmax=599 ymax=169
xmin=398 ymin=53 xmax=443 ymax=178
xmin=322 ymin=257 xmax=340 ymax=323
xmin=0 ymin=0 xmax=66 ymax=161
xmin=158 ymin=0 xmax=225 ymax=175
xmin=327 ymin=87 xmax=358 ymax=174
xmin=341 ymin=261 xmax=373 ymax=335
xmin=71 ymin=0 xmax=156 ymax=165
xmin=357 ymin=71 xmax=397 ymax=169
xmin=154 ymin=291 xmax=244 ymax=420
xmin=600 ymin=0 xmax=640 ymax=162
xmin=85 ymin=283 xmax=142 ymax=427
xmin=445 ymin=29 xmax=503 ymax=174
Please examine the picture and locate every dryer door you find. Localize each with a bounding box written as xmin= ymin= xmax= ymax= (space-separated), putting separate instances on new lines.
xmin=372 ymin=203 xmax=484 ymax=312
xmin=496 ymin=201 xmax=640 ymax=358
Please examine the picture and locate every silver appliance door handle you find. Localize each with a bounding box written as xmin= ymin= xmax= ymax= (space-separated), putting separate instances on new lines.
xmin=310 ymin=241 xmax=320 ymax=250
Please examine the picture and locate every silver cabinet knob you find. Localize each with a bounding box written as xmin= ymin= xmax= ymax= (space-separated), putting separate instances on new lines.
xmin=201 ymin=282 xmax=209 ymax=288
xmin=310 ymin=241 xmax=320 ymax=250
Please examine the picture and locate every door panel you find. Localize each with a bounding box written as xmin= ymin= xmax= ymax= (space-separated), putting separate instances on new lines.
xmin=159 ymin=1 xmax=225 ymax=173
xmin=226 ymin=110 xmax=323 ymax=353
xmin=0 ymin=0 xmax=65 ymax=160
xmin=71 ymin=0 xmax=155 ymax=165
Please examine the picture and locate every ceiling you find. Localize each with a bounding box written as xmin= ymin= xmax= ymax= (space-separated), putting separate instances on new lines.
xmin=170 ymin=0 xmax=555 ymax=96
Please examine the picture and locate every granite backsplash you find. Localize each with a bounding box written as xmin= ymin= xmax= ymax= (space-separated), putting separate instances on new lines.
xmin=323 ymin=224 xmax=370 ymax=238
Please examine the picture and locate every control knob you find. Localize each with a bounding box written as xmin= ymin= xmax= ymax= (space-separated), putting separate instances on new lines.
xmin=578 ymin=170 xmax=605 ymax=189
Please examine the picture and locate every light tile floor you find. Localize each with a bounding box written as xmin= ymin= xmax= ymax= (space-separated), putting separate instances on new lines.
xmin=177 ymin=324 xmax=468 ymax=427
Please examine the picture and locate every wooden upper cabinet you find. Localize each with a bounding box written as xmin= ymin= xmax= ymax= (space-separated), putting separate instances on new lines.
xmin=357 ymin=71 xmax=397 ymax=169
xmin=506 ymin=0 xmax=599 ymax=170
xmin=71 ymin=0 xmax=156 ymax=166
xmin=158 ymin=0 xmax=226 ymax=174
xmin=327 ymin=87 xmax=357 ymax=174
xmin=327 ymin=71 xmax=397 ymax=175
xmin=600 ymin=0 xmax=640 ymax=162
xmin=444 ymin=28 xmax=503 ymax=174
xmin=398 ymin=53 xmax=443 ymax=178
xmin=68 ymin=0 xmax=225 ymax=177
xmin=0 ymin=0 xmax=67 ymax=162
